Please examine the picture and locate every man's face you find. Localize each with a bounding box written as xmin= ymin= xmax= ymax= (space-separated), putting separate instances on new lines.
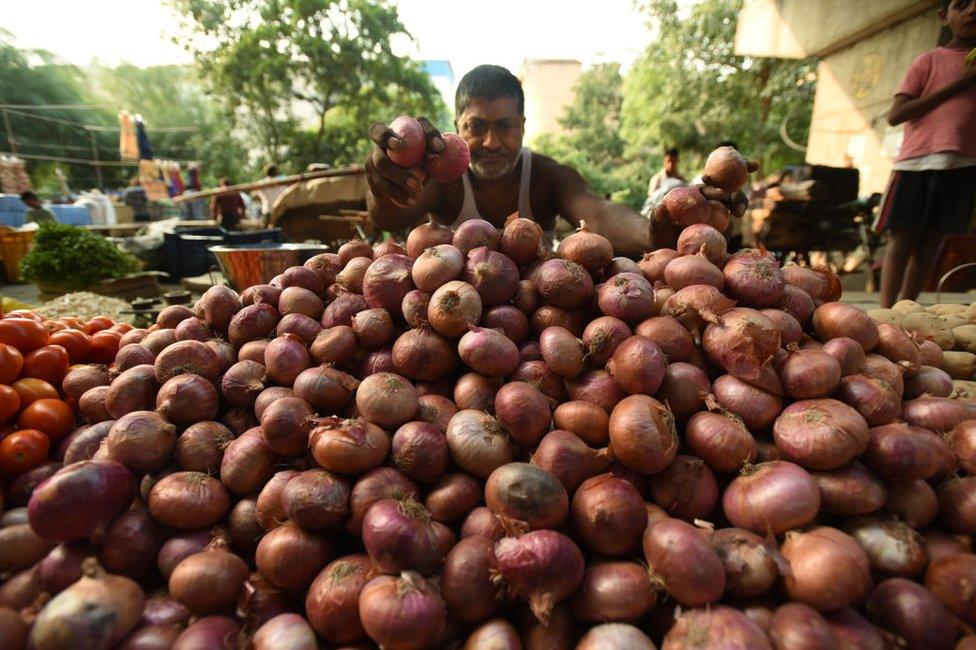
xmin=22 ymin=197 xmax=39 ymax=209
xmin=664 ymin=154 xmax=679 ymax=174
xmin=944 ymin=0 xmax=976 ymax=38
xmin=456 ymin=97 xmax=525 ymax=181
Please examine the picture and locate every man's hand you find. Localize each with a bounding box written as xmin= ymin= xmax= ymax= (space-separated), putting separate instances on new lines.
xmin=701 ymin=185 xmax=750 ymax=218
xmin=365 ymin=118 xmax=444 ymax=208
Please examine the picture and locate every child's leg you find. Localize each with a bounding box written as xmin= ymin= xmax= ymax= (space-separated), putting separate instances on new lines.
xmin=880 ymin=229 xmax=914 ymax=308
xmin=899 ymin=232 xmax=944 ymax=301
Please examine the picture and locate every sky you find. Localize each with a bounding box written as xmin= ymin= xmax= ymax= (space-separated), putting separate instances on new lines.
xmin=0 ymin=0 xmax=653 ymax=78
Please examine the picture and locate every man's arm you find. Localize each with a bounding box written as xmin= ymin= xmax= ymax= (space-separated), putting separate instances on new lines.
xmin=366 ymin=181 xmax=440 ymax=231
xmin=888 ymin=65 xmax=975 ymax=126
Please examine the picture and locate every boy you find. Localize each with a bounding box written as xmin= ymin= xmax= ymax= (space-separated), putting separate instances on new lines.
xmin=19 ymin=191 xmax=55 ymax=225
xmin=878 ymin=0 xmax=976 ymax=307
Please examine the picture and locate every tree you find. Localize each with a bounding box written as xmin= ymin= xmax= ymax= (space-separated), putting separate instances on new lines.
xmin=621 ymin=0 xmax=816 ymax=177
xmin=167 ymin=0 xmax=447 ymax=169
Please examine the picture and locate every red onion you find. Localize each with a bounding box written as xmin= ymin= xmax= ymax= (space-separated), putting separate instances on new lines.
xmin=875 ymin=322 xmax=921 ymax=377
xmin=811 ymin=462 xmax=888 ymax=516
xmin=0 ymin=606 xmax=28 ymax=648
xmin=445 ymin=409 xmax=513 ymax=478
xmin=254 ymin=470 xmax=295 ymax=532
xmin=390 ymin=421 xmax=449 ymax=483
xmin=404 ymin=219 xmax=452 ymax=257
xmin=0 ymin=567 xmax=43 ymax=610
xmin=305 ymin=554 xmax=374 ymax=644
xmin=154 ymin=340 xmax=221 ymax=383
xmin=142 ymin=328 xmax=177 ymax=356
xmin=28 ymin=460 xmax=135 ymax=542
xmin=649 ymin=455 xmax=719 ymax=521
xmin=824 ymin=607 xmax=888 ymax=650
xmin=533 ymin=258 xmax=595 ymax=309
xmin=572 ymin=472 xmax=646 ymax=556
xmin=713 ymin=527 xmax=783 ymax=597
xmin=906 ymin=365 xmax=954 ymax=398
xmin=428 ymin=280 xmax=482 ymax=337
xmin=356 ymin=371 xmax=418 ymax=428
xmin=338 ymin=239 xmax=373 ymax=265
xmin=685 ymin=397 xmax=756 ymax=473
xmin=140 ymin=595 xmax=189 ymax=627
xmin=531 ymin=429 xmax=611 ymax=491
xmin=251 ymin=613 xmax=316 ymax=650
xmin=254 ymin=386 xmax=292 ymax=420
xmin=305 ymin=252 xmax=342 ymax=286
xmin=633 ymin=317 xmax=691 ymax=364
xmin=724 ymin=250 xmax=786 ymax=307
xmin=572 ymin=560 xmax=656 ymax=623
xmin=639 ymin=248 xmax=679 ymax=284
xmin=98 ymin=509 xmax=161 ymax=580
xmin=337 ymin=256 xmax=372 ymax=292
xmin=903 ymin=395 xmax=972 ymax=431
xmin=951 ymin=420 xmax=976 ymax=475
xmin=280 ymin=265 xmax=325 ymax=294
xmin=156 ymin=304 xmax=194 ymax=328
xmin=220 ymin=428 xmax=278 ymax=495
xmin=79 ymin=385 xmax=113 ymax=423
xmin=597 ymin=272 xmax=656 ymax=324
xmin=362 ymin=497 xmax=444 ymax=575
xmin=491 ymin=382 xmax=549 ymax=446
xmin=607 ymin=335 xmax=666 ymax=395
xmin=512 ymin=360 xmax=567 ymax=403
xmin=483 ymin=463 xmax=566 ymax=532
xmin=866 ymin=578 xmax=957 ymax=650
xmin=844 ymin=516 xmax=926 ymax=577
xmin=347 ymin=468 xmax=419 ymax=536
xmin=308 ymin=417 xmax=388 ymax=476
xmin=281 ymin=468 xmax=350 ymax=529
xmin=778 ymin=284 xmax=816 ymax=323
xmin=482 ymin=305 xmax=529 ymax=344
xmin=703 ymin=307 xmax=782 ymax=394
xmin=441 ymin=536 xmax=503 ymax=624
xmin=643 ymin=518 xmax=725 ymax=606
xmin=512 ymin=279 xmax=542 ymax=315
xmin=358 ymin=571 xmax=446 ymax=649
xmin=263 ymin=334 xmax=310 ymax=387
xmin=459 ymin=326 xmax=519 ymax=377
xmin=461 ymin=507 xmax=504 ymax=541
xmin=220 ymin=360 xmax=266 ymax=408
xmin=781 ymin=526 xmax=871 ymax=611
xmin=237 ymin=339 xmax=268 ymax=364
xmin=321 ymin=291 xmax=368 ymax=328
xmin=772 ymin=398 xmax=869 ymax=470
xmin=255 ymin=522 xmax=335 ymax=591
xmin=157 ymin=529 xmax=213 ymax=580
xmin=812 ymin=302 xmax=879 ymax=351
xmin=0 ymin=524 xmax=55 ymax=574
xmin=723 ymin=461 xmax=820 ymax=535
xmin=768 ymin=603 xmax=840 ymax=649
xmin=663 ymin=283 xmax=736 ymax=342
xmin=198 ymin=284 xmax=241 ymax=336
xmin=416 ymin=394 xmax=458 ymax=432
xmin=401 ymin=289 xmax=430 ymax=328
xmin=363 ymin=254 xmax=413 ymax=314
xmin=241 ymin=283 xmax=282 ymax=308
xmin=118 ymin=328 xmax=148 ymax=347
xmin=392 ymin=325 xmax=457 ymax=381
xmin=939 ymin=477 xmax=976 ymax=534
xmin=37 ymin=543 xmax=90 ymax=594
xmin=228 ymin=303 xmax=280 ymax=346
xmin=7 ymin=461 xmax=63 ymax=506
xmin=169 ymin=537 xmax=248 ymax=615
xmin=820 ymin=337 xmax=866 ymax=376
xmin=493 ymin=530 xmax=584 ymax=624
xmin=676 ymin=223 xmax=727 ymax=264
xmin=607 ymin=394 xmax=677 ymax=474
xmin=551 ymin=400 xmax=609 ymax=446
xmin=106 ymin=364 xmax=159 ymax=419
xmin=566 ymin=369 xmax=626 ymax=412
xmin=580 ymin=317 xmax=630 ymax=369
xmin=656 ymin=362 xmax=711 ymax=422
xmin=148 ymin=471 xmax=229 ymax=529
xmin=886 ymin=479 xmax=937 ymax=528
xmin=293 ymin=365 xmax=358 ymax=412
xmin=557 ymin=221 xmax=613 ymax=272
xmin=260 ymin=396 xmax=314 ymax=456
xmin=463 ymin=246 xmax=519 ymax=307
xmin=863 ymin=353 xmax=906 ymax=397
xmin=452 ymin=372 xmax=498 ymax=411
xmin=777 ymin=346 xmax=842 ymax=399
xmin=920 ymin=338 xmax=944 ymax=366
xmin=174 ymin=316 xmax=210 ymax=342
xmin=309 ymin=326 xmax=356 ymax=366
xmin=664 ymin=606 xmax=770 ymax=649
xmin=712 ymin=373 xmax=782 ymax=431
xmin=61 ymin=364 xmax=111 ymax=401
xmin=838 ymin=373 xmax=902 ymax=426
xmin=351 ymin=308 xmax=394 ymax=351
xmin=537 ymin=326 xmax=584 ymax=379
xmin=665 ymin=247 xmax=724 ymax=290
xmin=277 ymin=312 xmax=321 ymax=345
xmin=453 ymin=219 xmax=500 ymax=254
xmin=155 ymin=374 xmax=218 ymax=427
xmin=228 ymin=497 xmax=262 ymax=556
xmin=530 ymin=304 xmax=585 ymax=337
xmin=865 ymin=422 xmax=944 ymax=481
xmin=925 ymin=553 xmax=976 ymax=623
xmin=352 ymin=347 xmax=397 ymax=378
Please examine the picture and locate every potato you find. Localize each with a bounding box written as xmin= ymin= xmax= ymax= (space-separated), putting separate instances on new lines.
xmin=892 ymin=299 xmax=924 ymax=314
xmin=941 ymin=350 xmax=976 ymax=380
xmin=942 ymin=313 xmax=970 ymax=330
xmin=902 ymin=311 xmax=955 ymax=350
xmin=964 ymin=305 xmax=976 ymax=324
xmin=867 ymin=309 xmax=903 ymax=327
xmin=927 ymin=303 xmax=967 ymax=315
xmin=954 ymin=325 xmax=976 ymax=354
xmin=952 ymin=380 xmax=976 ymax=399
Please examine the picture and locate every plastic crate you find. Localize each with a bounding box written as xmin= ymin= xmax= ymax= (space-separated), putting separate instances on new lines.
xmin=162 ymin=231 xmax=225 ymax=279
xmin=50 ymin=205 xmax=91 ymax=226
xmin=0 ymin=210 xmax=25 ymax=228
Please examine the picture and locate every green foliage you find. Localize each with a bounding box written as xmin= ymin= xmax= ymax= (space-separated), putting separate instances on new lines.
xmin=20 ymin=223 xmax=140 ymax=289
xmin=167 ymin=0 xmax=448 ymax=170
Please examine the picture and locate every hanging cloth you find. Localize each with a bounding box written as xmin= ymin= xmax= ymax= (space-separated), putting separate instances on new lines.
xmin=187 ymin=166 xmax=202 ymax=192
xmin=119 ymin=111 xmax=139 ymax=161
xmin=135 ymin=116 xmax=154 ymax=160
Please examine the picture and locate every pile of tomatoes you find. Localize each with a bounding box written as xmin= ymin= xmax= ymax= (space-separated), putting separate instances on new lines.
xmin=0 ymin=310 xmax=126 ymax=477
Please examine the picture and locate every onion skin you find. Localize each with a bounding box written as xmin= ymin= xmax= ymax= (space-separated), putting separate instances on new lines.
xmin=106 ymin=364 xmax=159 ymax=419
xmin=597 ymin=272 xmax=656 ymax=324
xmin=822 ymin=336 xmax=867 ymax=376
xmin=172 ymin=616 xmax=240 ymax=650
xmin=148 ymin=471 xmax=230 ymax=530
xmin=169 ymin=539 xmax=248 ymax=616
xmin=220 ymin=428 xmax=277 ymax=496
xmin=608 ymin=394 xmax=677 ymax=474
xmin=259 ymin=396 xmax=314 ymax=457
xmin=305 ymin=554 xmax=374 ymax=644
xmin=445 ymin=410 xmax=513 ymax=478
xmin=493 ymin=382 xmax=551 ymax=446
xmin=723 ymin=249 xmax=785 ymax=307
xmin=866 ymin=578 xmax=957 ymax=650
xmin=723 ymin=461 xmax=820 ymax=535
xmin=539 ymin=326 xmax=584 ymax=379
xmin=486 ymin=463 xmax=567 ymax=531
xmin=425 ymin=472 xmax=481 ymax=523
xmin=703 ymin=307 xmax=782 ymax=394
xmin=607 ymin=335 xmax=666 ymax=395
xmin=844 ymin=516 xmax=927 ymax=577
xmin=392 ymin=421 xmax=450 ymax=483
xmin=442 ymin=536 xmax=502 ymax=625
xmin=635 ymin=315 xmax=693 ymax=362
xmin=530 ymin=429 xmax=611 ymax=492
xmin=643 ymin=518 xmax=725 ymax=607
xmin=281 ymin=469 xmax=350 ymax=529
xmin=347 ymin=468 xmax=419 ymax=536
xmin=838 ymin=373 xmax=902 ymax=426
xmin=104 ymin=410 xmax=177 ymax=474
xmin=571 ymin=561 xmax=656 ymax=623
xmin=939 ymin=477 xmax=976 ymax=534
xmin=155 ymin=374 xmax=218 ymax=427
xmin=358 ymin=572 xmax=446 ymax=650
xmin=416 ymin=394 xmax=459 ymax=433
xmin=864 ymin=422 xmax=944 ymax=481
xmin=310 ymin=326 xmax=357 ymax=366
xmin=781 ymin=526 xmax=871 ymax=611
xmin=685 ymin=401 xmax=756 ymax=473
xmin=905 ymin=365 xmax=953 ymax=398
xmin=492 ymin=530 xmax=584 ymax=624
xmin=362 ymin=497 xmax=445 ymax=575
xmin=712 ymin=373 xmax=782 ymax=431
xmin=255 ymin=522 xmax=335 ymax=591
xmin=713 ymin=527 xmax=782 ymax=597
xmin=657 ymin=362 xmax=711 ymax=423
xmin=777 ymin=347 xmax=841 ymax=399
xmin=251 ymin=614 xmax=316 ymax=650
xmin=28 ymin=460 xmax=136 ymax=543
xmin=459 ymin=326 xmax=520 ymax=378
xmin=461 ymin=507 xmax=504 ymax=541
xmin=768 ymin=603 xmax=840 ymax=650
xmin=512 ymin=361 xmax=567 ymax=404
xmin=902 ymin=395 xmax=973 ymax=432
xmin=310 ymin=417 xmax=389 ymax=476
xmin=811 ymin=462 xmax=888 ymax=516
xmin=663 ymin=605 xmax=771 ymax=649
xmin=649 ymin=455 xmax=719 ymax=521
xmin=772 ymin=398 xmax=869 ymax=470
xmin=552 ymin=401 xmax=609 ymax=446
xmin=356 ymin=372 xmax=418 ymax=429
xmin=813 ymin=302 xmax=879 ymax=351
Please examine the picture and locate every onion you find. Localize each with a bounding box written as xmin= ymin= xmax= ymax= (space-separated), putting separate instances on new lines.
xmin=512 ymin=360 xmax=567 ymax=403
xmin=354 ymin=371 xmax=417 ymax=428
xmin=38 ymin=543 xmax=90 ymax=594
xmin=566 ymin=369 xmax=626 ymax=412
xmin=676 ymin=223 xmax=727 ymax=264
xmin=169 ymin=537 xmax=248 ymax=615
xmin=772 ymin=398 xmax=869 ymax=470
xmin=351 ymin=308 xmax=394 ymax=351
xmin=556 ymin=221 xmax=612 ymax=272
xmin=777 ymin=346 xmax=842 ymax=399
xmin=308 ymin=417 xmax=389 ymax=476
xmin=483 ymin=463 xmax=567 ymax=532
xmin=237 ymin=339 xmax=269 ymax=364
xmin=338 ymin=239 xmax=374 ymax=265
xmin=823 ymin=607 xmax=888 ymax=650
xmin=347 ymin=468 xmax=419 ymax=536
xmin=400 ymin=289 xmax=430 ymax=328
xmin=863 ymin=353 xmax=906 ymax=397
xmin=838 ymin=373 xmax=902 ymax=425
xmin=903 ymin=395 xmax=972 ymax=431
xmin=920 ymin=338 xmax=944 ymax=366
xmin=875 ymin=322 xmax=921 ymax=377
xmin=453 ymin=218 xmax=500 ymax=255
xmin=198 ymin=285 xmax=241 ymax=336
xmin=608 ymin=394 xmax=677 ymax=474
xmin=228 ymin=303 xmax=280 ymax=346
xmin=950 ymin=420 xmax=976 ymax=475
xmin=254 ymin=470 xmax=295 ymax=532
xmin=8 ymin=461 xmax=62 ymax=506
xmin=309 ymin=326 xmax=357 ymax=366
xmin=865 ymin=422 xmax=944 ymax=481
xmin=723 ymin=461 xmax=820 ymax=535
xmin=493 ymin=530 xmax=584 ymax=624
xmin=28 ymin=460 xmax=135 ymax=542
xmin=392 ymin=325 xmax=457 ymax=381
xmin=404 ymin=220 xmax=452 ymax=258
xmin=844 ymin=516 xmax=926 ymax=577
xmin=358 ymin=572 xmax=446 ymax=649
xmin=779 ymin=284 xmax=816 ymax=323
xmin=463 ymin=246 xmax=519 ymax=307
xmin=293 ymin=365 xmax=358 ymax=412
xmin=768 ymin=603 xmax=840 ymax=649
xmin=530 ymin=304 xmax=585 ymax=337
xmin=458 ymin=326 xmax=520 ymax=378
xmin=220 ymin=429 xmax=277 ymax=495
xmin=305 ymin=554 xmax=373 ymax=644
xmin=363 ymin=254 xmax=414 ymax=314
xmin=906 ymin=365 xmax=953 ymax=398
xmin=277 ymin=312 xmax=321 ymax=344
xmin=579 ymin=318 xmax=629 ymax=370
xmin=449 ymin=373 xmax=496 ymax=412
xmin=0 ymin=567 xmax=43 ymax=610
xmin=512 ymin=279 xmax=542 ymax=315
xmin=321 ymin=291 xmax=368 ymax=328
xmin=572 ymin=472 xmax=646 ymax=556
xmin=255 ymin=522 xmax=335 ymax=591
xmin=154 ymin=340 xmax=221 ymax=383
xmin=148 ymin=471 xmax=229 ymax=529
xmin=887 ymin=479 xmax=938 ymax=528
xmin=241 ymin=283 xmax=282 ymax=308
xmin=142 ymin=329 xmax=177 ymax=356
xmin=866 ymin=578 xmax=957 ymax=650
xmin=663 ymin=283 xmax=736 ymax=343
xmin=723 ymin=251 xmax=785 ymax=308
xmin=351 ymin=347 xmax=397 ymax=379
xmin=781 ymin=526 xmax=871 ymax=611
xmin=703 ymin=307 xmax=782 ymax=394
xmin=156 ymin=304 xmax=194 ymax=329
xmin=140 ymin=595 xmax=189 ymax=627
xmin=416 ymin=394 xmax=458 ymax=433
xmin=98 ymin=509 xmax=161 ymax=580
xmin=597 ymin=272 xmax=656 ymax=324
xmin=939 ymin=477 xmax=976 ymax=534
xmin=251 ymin=613 xmax=316 ymax=650
xmin=118 ymin=328 xmax=148 ymax=347
xmin=713 ymin=527 xmax=783 ymax=597
xmin=260 ymin=395 xmax=314 ymax=456
xmin=440 ymin=536 xmax=503 ymax=625
xmin=649 ymin=455 xmax=719 ymax=521
xmin=228 ymin=497 xmax=262 ymax=556
xmin=0 ymin=606 xmax=28 ymax=649
xmin=551 ymin=401 xmax=609 ymax=446
xmin=171 ymin=616 xmax=239 ymax=650
xmin=572 ymin=560 xmax=656 ymax=623
xmin=155 ymin=374 xmax=218 ymax=426
xmin=220 ymin=360 xmax=266 ymax=408
xmin=812 ymin=302 xmax=879 ymax=350
xmin=811 ymin=462 xmax=888 ymax=516
xmin=531 ymin=327 xmax=584 ymax=381
xmin=639 ymin=248 xmax=679 ymax=284
xmin=490 ymin=382 xmax=549 ymax=446
xmin=425 ymin=472 xmax=480 ymax=524
xmin=445 ymin=409 xmax=513 ymax=478
xmin=712 ymin=373 xmax=782 ymax=431
xmin=363 ymin=497 xmax=444 ymax=575
xmin=685 ymin=397 xmax=756 ymax=473
xmin=607 ymin=335 xmax=666 ymax=395
xmin=106 ymin=364 xmax=159 ymax=419
xmin=388 ymin=421 xmax=448 ymax=484
xmin=173 ymin=316 xmax=210 ymax=342
xmin=263 ymin=334 xmax=310 ymax=387
xmin=665 ymin=247 xmax=724 ymax=290
xmin=461 ymin=507 xmax=504 ymax=541
xmin=925 ymin=553 xmax=976 ymax=623
xmin=531 ymin=429 xmax=611 ymax=491
xmin=280 ymin=265 xmax=326 ymax=294
xmin=428 ymin=280 xmax=482 ymax=338
xmin=0 ymin=524 xmax=55 ymax=574
xmin=643 ymin=518 xmax=725 ymax=606
xmin=664 ymin=606 xmax=770 ymax=649
xmin=61 ymin=364 xmax=111 ymax=401
xmin=657 ymin=362 xmax=711 ymax=423
xmin=632 ymin=318 xmax=690 ymax=364
xmin=157 ymin=529 xmax=213 ymax=580
xmin=337 ymin=256 xmax=372 ymax=292
xmin=79 ymin=386 xmax=112 ymax=423
xmin=30 ymin=559 xmax=144 ymax=649
xmin=281 ymin=468 xmax=350 ymax=529
xmin=304 ymin=252 xmax=342 ymax=286
xmin=819 ymin=337 xmax=866 ymax=377
xmin=481 ymin=306 xmax=529 ymax=346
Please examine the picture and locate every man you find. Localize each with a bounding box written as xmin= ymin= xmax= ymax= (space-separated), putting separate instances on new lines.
xmin=253 ymin=164 xmax=288 ymax=227
xmin=647 ymin=148 xmax=687 ymax=200
xmin=211 ymin=178 xmax=247 ymax=230
xmin=19 ymin=191 xmax=55 ymax=225
xmin=122 ymin=177 xmax=151 ymax=222
xmin=366 ymin=65 xmax=743 ymax=256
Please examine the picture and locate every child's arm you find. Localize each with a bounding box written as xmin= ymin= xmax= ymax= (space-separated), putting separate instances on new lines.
xmin=888 ymin=64 xmax=976 ymax=126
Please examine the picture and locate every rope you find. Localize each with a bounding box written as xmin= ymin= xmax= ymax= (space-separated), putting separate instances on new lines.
xmin=0 ymin=151 xmax=198 ymax=167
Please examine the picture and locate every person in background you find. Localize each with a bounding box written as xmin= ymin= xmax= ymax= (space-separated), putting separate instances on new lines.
xmin=877 ymin=0 xmax=976 ymax=307
xmin=647 ymin=147 xmax=687 ymax=198
xmin=19 ymin=191 xmax=55 ymax=224
xmin=211 ymin=178 xmax=247 ymax=230
xmin=122 ymin=177 xmax=151 ymax=222
xmin=253 ymin=165 xmax=288 ymax=227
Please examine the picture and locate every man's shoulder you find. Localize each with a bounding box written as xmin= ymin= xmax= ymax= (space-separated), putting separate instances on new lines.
xmin=531 ymin=152 xmax=582 ymax=182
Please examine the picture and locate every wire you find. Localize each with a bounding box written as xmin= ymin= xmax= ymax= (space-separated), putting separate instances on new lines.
xmin=0 ymin=151 xmax=199 ymax=166
xmin=0 ymin=103 xmax=116 ymax=110
xmin=0 ymin=108 xmax=199 ymax=133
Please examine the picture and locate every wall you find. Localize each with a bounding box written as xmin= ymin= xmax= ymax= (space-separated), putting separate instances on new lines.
xmin=518 ymin=59 xmax=582 ymax=145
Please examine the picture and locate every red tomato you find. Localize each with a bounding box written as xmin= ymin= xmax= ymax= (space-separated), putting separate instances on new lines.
xmin=110 ymin=322 xmax=134 ymax=334
xmin=12 ymin=378 xmax=59 ymax=406
xmin=48 ymin=330 xmax=91 ymax=364
xmin=18 ymin=398 xmax=75 ymax=441
xmin=0 ymin=318 xmax=49 ymax=353
xmin=23 ymin=345 xmax=70 ymax=386
xmin=88 ymin=331 xmax=121 ymax=364
xmin=85 ymin=316 xmax=115 ymax=335
xmin=5 ymin=310 xmax=42 ymax=322
xmin=0 ymin=344 xmax=24 ymax=384
xmin=57 ymin=317 xmax=87 ymax=330
xmin=0 ymin=429 xmax=50 ymax=474
xmin=0 ymin=385 xmax=20 ymax=424
xmin=45 ymin=321 xmax=67 ymax=333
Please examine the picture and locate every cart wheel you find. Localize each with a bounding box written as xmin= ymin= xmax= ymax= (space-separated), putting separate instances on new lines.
xmin=936 ymin=262 xmax=976 ymax=303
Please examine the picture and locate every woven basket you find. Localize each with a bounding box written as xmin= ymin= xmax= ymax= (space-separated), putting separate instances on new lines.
xmin=0 ymin=229 xmax=35 ymax=283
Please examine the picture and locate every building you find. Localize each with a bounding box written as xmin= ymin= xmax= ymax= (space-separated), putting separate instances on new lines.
xmin=735 ymin=0 xmax=945 ymax=194
xmin=518 ymin=59 xmax=583 ymax=146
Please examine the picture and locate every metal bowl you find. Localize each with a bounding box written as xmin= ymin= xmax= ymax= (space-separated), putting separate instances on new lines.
xmin=209 ymin=243 xmax=329 ymax=290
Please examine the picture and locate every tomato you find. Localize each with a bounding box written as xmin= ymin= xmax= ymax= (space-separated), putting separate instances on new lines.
xmin=0 ymin=344 xmax=24 ymax=384
xmin=88 ymin=330 xmax=122 ymax=364
xmin=5 ymin=310 xmax=42 ymax=322
xmin=48 ymin=330 xmax=91 ymax=364
xmin=85 ymin=316 xmax=115 ymax=335
xmin=0 ymin=318 xmax=49 ymax=353
xmin=12 ymin=378 xmax=59 ymax=406
xmin=58 ymin=317 xmax=87 ymax=330
xmin=45 ymin=321 xmax=67 ymax=333
xmin=0 ymin=385 xmax=20 ymax=424
xmin=18 ymin=398 xmax=75 ymax=441
xmin=23 ymin=345 xmax=70 ymax=386
xmin=0 ymin=429 xmax=50 ymax=474
xmin=110 ymin=322 xmax=134 ymax=334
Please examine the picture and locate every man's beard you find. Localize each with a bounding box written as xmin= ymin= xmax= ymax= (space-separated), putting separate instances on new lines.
xmin=469 ymin=155 xmax=518 ymax=181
